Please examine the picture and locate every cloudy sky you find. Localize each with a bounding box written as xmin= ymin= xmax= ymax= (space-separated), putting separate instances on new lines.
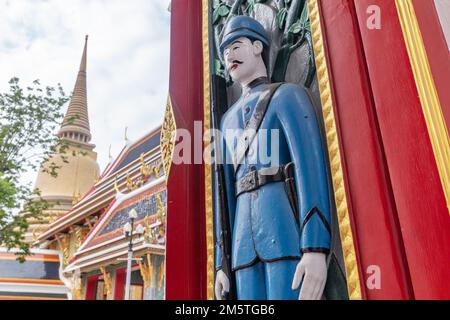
xmin=0 ymin=0 xmax=171 ymax=185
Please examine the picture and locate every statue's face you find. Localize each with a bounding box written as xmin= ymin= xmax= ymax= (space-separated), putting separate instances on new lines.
xmin=224 ymin=37 xmax=263 ymax=85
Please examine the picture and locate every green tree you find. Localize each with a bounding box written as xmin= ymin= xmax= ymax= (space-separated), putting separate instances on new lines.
xmin=0 ymin=77 xmax=70 ymax=260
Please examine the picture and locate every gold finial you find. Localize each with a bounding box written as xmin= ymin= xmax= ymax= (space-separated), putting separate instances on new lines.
xmin=108 ymin=144 xmax=112 ymax=161
xmin=153 ymin=164 xmax=162 ymax=178
xmin=156 ymin=193 xmax=164 ymax=215
xmin=114 ymin=175 xmax=120 ymax=193
xmin=72 ymin=190 xmax=79 ymax=206
xmin=124 ymin=127 xmax=129 ymax=144
xmin=140 ymin=153 xmax=151 ymax=178
xmin=126 ymin=171 xmax=136 ymax=191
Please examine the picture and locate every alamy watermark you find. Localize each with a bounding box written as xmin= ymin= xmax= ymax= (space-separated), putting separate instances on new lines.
xmin=171 ymin=121 xmax=281 ymax=169
xmin=366 ymin=265 xmax=382 ymax=290
xmin=367 ymin=5 xmax=382 ymax=30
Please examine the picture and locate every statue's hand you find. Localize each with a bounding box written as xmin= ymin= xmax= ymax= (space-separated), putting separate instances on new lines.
xmin=291 ymin=252 xmax=327 ymax=300
xmin=215 ymin=269 xmax=230 ymax=300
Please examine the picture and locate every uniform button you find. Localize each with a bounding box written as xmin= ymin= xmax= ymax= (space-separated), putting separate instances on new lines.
xmin=244 ymin=106 xmax=250 ymax=114
xmin=271 ymin=239 xmax=275 ymax=244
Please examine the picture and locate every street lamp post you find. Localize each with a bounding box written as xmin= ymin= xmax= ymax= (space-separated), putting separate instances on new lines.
xmin=122 ymin=208 xmax=144 ymax=300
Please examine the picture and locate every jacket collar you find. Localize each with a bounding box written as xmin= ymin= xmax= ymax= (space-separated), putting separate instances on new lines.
xmin=242 ymin=76 xmax=269 ymax=95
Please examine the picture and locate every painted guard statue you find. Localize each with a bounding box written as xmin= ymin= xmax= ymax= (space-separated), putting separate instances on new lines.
xmin=214 ymin=16 xmax=339 ymax=300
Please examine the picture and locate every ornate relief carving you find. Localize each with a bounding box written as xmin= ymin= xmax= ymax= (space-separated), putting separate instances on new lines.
xmin=161 ymin=96 xmax=176 ymax=179
xmin=74 ymin=226 xmax=89 ymax=250
xmin=114 ymin=174 xmax=121 ymax=193
xmin=210 ymin=0 xmax=315 ymax=86
xmin=152 ymin=164 xmax=162 ymax=179
xmin=205 ymin=0 xmax=323 ymax=300
xmin=138 ymin=256 xmax=150 ymax=289
xmin=57 ymin=233 xmax=71 ymax=266
xmin=140 ymin=153 xmax=152 ymax=179
xmin=143 ymin=193 xmax=166 ymax=244
xmin=124 ymin=154 xmax=163 ymax=192
xmin=126 ymin=171 xmax=139 ymax=191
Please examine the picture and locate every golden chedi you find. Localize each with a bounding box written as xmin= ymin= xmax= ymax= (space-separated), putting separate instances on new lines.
xmin=28 ymin=36 xmax=100 ymax=243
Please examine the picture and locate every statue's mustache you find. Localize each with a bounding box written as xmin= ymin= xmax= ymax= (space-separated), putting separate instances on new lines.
xmin=228 ymin=60 xmax=243 ymax=72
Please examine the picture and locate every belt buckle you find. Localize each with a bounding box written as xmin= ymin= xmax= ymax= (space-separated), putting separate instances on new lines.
xmin=248 ymin=166 xmax=258 ymax=190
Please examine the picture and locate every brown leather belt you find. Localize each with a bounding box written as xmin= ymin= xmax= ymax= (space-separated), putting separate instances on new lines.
xmin=235 ymin=166 xmax=285 ymax=197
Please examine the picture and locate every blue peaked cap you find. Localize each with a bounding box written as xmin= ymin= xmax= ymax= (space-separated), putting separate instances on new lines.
xmin=220 ymin=16 xmax=269 ymax=55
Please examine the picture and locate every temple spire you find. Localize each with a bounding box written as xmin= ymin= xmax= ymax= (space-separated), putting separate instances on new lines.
xmin=79 ymin=35 xmax=88 ymax=72
xmin=58 ymin=35 xmax=92 ymax=147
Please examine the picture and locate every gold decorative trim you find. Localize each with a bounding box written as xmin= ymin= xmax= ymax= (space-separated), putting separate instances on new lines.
xmin=74 ymin=226 xmax=88 ymax=250
xmin=56 ymin=233 xmax=71 ymax=266
xmin=308 ymin=0 xmax=362 ymax=299
xmin=395 ymin=0 xmax=450 ymax=214
xmin=148 ymin=254 xmax=156 ymax=289
xmin=161 ymin=96 xmax=177 ymax=179
xmin=99 ymin=266 xmax=113 ymax=300
xmin=202 ymin=0 xmax=215 ymax=300
xmin=158 ymin=259 xmax=165 ymax=290
xmin=70 ymin=272 xmax=83 ymax=300
xmin=138 ymin=256 xmax=150 ymax=289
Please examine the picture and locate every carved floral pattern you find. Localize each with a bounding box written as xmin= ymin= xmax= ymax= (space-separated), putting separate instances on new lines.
xmin=161 ymin=97 xmax=176 ymax=179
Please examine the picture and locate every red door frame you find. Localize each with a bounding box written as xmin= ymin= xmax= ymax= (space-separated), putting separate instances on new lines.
xmin=165 ymin=0 xmax=206 ymax=300
xmin=114 ymin=268 xmax=126 ymax=300
xmin=85 ymin=274 xmax=100 ymax=300
xmin=114 ymin=266 xmax=146 ymax=300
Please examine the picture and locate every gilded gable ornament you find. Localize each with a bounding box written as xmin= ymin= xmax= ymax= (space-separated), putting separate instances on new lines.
xmin=161 ymin=96 xmax=176 ymax=179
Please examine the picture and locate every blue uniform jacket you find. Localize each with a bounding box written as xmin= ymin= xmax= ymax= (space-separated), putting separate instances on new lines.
xmin=215 ymin=82 xmax=331 ymax=271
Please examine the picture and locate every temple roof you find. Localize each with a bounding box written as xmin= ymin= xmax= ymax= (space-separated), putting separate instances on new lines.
xmin=36 ymin=127 xmax=163 ymax=243
xmin=102 ymin=127 xmax=161 ymax=177
xmin=64 ymin=179 xmax=166 ymax=272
